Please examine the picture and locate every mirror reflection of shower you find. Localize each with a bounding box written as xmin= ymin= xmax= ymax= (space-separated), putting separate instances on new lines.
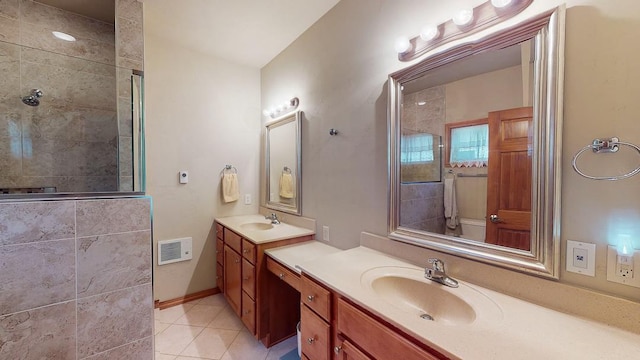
xmin=21 ymin=89 xmax=43 ymax=106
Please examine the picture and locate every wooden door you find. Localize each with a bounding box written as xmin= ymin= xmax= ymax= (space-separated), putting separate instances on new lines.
xmin=486 ymin=107 xmax=533 ymax=251
xmin=223 ymin=245 xmax=242 ymax=315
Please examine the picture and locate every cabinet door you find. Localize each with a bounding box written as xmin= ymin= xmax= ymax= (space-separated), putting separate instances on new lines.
xmin=301 ymin=304 xmax=330 ymax=360
xmin=216 ymin=239 xmax=224 ymax=265
xmin=223 ymin=245 xmax=242 ymax=316
xmin=242 ymin=259 xmax=255 ymax=299
xmin=216 ymin=262 xmax=224 ymax=292
xmin=336 ymin=339 xmax=372 ymax=360
xmin=241 ymin=291 xmax=256 ymax=334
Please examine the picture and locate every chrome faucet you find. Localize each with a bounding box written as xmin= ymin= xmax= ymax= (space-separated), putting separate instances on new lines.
xmin=265 ymin=213 xmax=280 ymax=224
xmin=425 ymin=258 xmax=458 ymax=288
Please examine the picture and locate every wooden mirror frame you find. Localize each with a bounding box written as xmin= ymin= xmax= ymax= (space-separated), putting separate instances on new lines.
xmin=388 ymin=6 xmax=565 ymax=279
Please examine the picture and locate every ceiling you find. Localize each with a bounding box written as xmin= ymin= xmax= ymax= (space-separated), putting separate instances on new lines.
xmin=142 ymin=0 xmax=342 ymax=68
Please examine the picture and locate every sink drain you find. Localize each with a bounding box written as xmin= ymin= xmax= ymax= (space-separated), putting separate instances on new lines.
xmin=420 ymin=313 xmax=434 ymax=321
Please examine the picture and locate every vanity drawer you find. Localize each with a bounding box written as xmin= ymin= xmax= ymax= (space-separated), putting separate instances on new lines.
xmin=242 ymin=259 xmax=256 ymax=299
xmin=216 ymin=239 xmax=224 ymax=265
xmin=301 ymin=274 xmax=331 ymax=322
xmin=216 ymin=222 xmax=223 ymax=241
xmin=267 ymin=257 xmax=300 ymax=291
xmin=216 ymin=263 xmax=224 ymax=292
xmin=224 ymin=228 xmax=242 ymax=253
xmin=241 ymin=291 xmax=256 ymax=334
xmin=301 ymin=303 xmax=331 ymax=360
xmin=242 ymin=238 xmax=256 ymax=264
xmin=337 ymin=298 xmax=440 ymax=360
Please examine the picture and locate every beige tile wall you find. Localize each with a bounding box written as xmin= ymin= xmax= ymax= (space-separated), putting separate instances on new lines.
xmin=0 ymin=197 xmax=153 ymax=359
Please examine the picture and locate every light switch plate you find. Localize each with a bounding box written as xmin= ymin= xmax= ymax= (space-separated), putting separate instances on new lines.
xmin=566 ymin=240 xmax=595 ymax=276
xmin=606 ymin=246 xmax=640 ymax=288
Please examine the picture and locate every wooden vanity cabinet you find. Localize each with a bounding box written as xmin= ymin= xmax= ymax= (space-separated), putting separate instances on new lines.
xmin=299 ymin=273 xmax=448 ymax=360
xmin=216 ymin=222 xmax=313 ymax=347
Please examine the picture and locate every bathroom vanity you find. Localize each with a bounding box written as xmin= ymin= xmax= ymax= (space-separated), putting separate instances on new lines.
xmin=215 ymin=214 xmax=314 ymax=347
xmin=266 ymin=243 xmax=640 ymax=360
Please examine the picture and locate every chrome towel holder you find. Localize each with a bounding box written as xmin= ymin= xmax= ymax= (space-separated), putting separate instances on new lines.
xmin=220 ymin=165 xmax=237 ymax=175
xmin=572 ymin=137 xmax=640 ymax=180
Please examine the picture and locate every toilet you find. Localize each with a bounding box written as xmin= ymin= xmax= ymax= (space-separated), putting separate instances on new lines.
xmin=459 ymin=218 xmax=486 ymax=242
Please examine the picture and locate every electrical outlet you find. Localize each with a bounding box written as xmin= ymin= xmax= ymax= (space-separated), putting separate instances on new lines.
xmin=322 ymin=226 xmax=330 ymax=242
xmin=244 ymin=194 xmax=252 ymax=205
xmin=607 ymin=246 xmax=640 ymax=288
xmin=616 ymin=255 xmax=634 ymax=278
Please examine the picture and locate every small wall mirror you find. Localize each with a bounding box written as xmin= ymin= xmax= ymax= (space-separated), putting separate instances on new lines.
xmin=388 ymin=7 xmax=564 ymax=278
xmin=265 ymin=111 xmax=302 ymax=215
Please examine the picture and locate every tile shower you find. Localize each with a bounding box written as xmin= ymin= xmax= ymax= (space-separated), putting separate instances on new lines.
xmin=0 ymin=0 xmax=143 ymax=193
xmin=0 ymin=1 xmax=152 ymax=359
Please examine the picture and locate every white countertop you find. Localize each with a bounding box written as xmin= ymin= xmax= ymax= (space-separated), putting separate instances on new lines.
xmin=297 ymin=246 xmax=640 ymax=360
xmin=215 ymin=214 xmax=315 ymax=244
xmin=265 ymin=241 xmax=342 ymax=274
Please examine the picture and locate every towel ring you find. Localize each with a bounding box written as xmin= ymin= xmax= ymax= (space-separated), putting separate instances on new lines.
xmin=283 ymin=166 xmax=292 ymax=174
xmin=572 ymin=137 xmax=640 ymax=181
xmin=220 ymin=165 xmax=237 ymax=175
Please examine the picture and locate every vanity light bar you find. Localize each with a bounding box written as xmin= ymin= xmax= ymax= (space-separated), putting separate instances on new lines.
xmin=396 ymin=0 xmax=533 ymax=62
xmin=263 ymin=97 xmax=300 ymax=119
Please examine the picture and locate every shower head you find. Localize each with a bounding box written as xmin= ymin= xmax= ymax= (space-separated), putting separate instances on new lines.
xmin=22 ymin=89 xmax=43 ymax=106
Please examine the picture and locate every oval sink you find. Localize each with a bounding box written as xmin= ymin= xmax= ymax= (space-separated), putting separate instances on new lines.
xmin=240 ymin=222 xmax=274 ymax=231
xmin=360 ymin=266 xmax=502 ymax=326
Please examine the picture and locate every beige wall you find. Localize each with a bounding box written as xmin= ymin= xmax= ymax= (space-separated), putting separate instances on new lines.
xmin=262 ymin=0 xmax=640 ymax=303
xmin=144 ymin=18 xmax=262 ymax=300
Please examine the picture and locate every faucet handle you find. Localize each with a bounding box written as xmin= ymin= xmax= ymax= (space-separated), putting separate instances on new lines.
xmin=428 ymin=258 xmax=445 ymax=272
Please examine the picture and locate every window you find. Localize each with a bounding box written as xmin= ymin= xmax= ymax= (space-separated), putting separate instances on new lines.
xmin=445 ymin=118 xmax=489 ymax=167
xmin=401 ymin=133 xmax=434 ymax=164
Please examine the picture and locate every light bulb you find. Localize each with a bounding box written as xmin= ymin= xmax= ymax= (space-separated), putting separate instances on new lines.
xmin=491 ymin=0 xmax=513 ymax=8
xmin=420 ymin=25 xmax=439 ymax=42
xmin=394 ymin=37 xmax=412 ymax=54
xmin=262 ymin=109 xmax=270 ymax=117
xmin=452 ymin=8 xmax=474 ymax=27
xmin=52 ymin=31 xmax=76 ymax=42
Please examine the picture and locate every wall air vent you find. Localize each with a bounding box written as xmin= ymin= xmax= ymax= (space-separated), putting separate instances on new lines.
xmin=158 ymin=237 xmax=193 ymax=265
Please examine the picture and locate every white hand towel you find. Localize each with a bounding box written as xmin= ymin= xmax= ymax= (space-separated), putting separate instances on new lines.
xmin=444 ymin=177 xmax=458 ymax=230
xmin=279 ymin=173 xmax=294 ymax=199
xmin=222 ymin=173 xmax=240 ymax=203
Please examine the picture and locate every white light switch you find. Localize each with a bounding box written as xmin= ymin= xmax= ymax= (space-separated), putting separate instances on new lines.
xmin=566 ymin=240 xmax=595 ymax=276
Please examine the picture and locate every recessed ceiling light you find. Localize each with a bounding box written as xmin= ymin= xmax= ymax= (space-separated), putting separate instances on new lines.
xmin=52 ymin=31 xmax=76 ymax=42
xmin=417 ymin=101 xmax=427 ymax=106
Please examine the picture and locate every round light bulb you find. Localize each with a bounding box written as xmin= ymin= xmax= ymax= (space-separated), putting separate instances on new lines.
xmin=452 ymin=8 xmax=474 ymax=27
xmin=419 ymin=25 xmax=439 ymax=42
xmin=394 ymin=37 xmax=412 ymax=54
xmin=491 ymin=0 xmax=513 ymax=8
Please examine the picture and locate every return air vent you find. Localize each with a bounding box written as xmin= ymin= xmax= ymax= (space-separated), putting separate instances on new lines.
xmin=158 ymin=237 xmax=192 ymax=265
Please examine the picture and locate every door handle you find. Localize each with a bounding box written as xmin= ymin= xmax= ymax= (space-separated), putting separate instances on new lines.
xmin=489 ymin=214 xmax=504 ymax=223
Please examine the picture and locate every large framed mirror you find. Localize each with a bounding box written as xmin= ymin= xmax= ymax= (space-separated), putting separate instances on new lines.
xmin=265 ymin=111 xmax=302 ymax=215
xmin=388 ymin=6 xmax=564 ymax=278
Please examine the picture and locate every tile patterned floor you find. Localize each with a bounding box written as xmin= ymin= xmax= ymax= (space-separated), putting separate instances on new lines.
xmin=154 ymin=294 xmax=299 ymax=360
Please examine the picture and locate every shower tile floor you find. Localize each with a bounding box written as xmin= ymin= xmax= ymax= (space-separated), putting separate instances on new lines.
xmin=154 ymin=294 xmax=299 ymax=360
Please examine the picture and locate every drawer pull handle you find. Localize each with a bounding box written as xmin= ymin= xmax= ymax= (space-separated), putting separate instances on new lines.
xmin=279 ymin=273 xmax=285 ymax=280
xmin=235 ymin=259 xmax=240 ymax=263
xmin=243 ymin=276 xmax=250 ymax=281
xmin=244 ymin=310 xmax=251 ymax=315
xmin=307 ymin=295 xmax=315 ymax=302
xmin=307 ymin=337 xmax=315 ymax=344
xmin=334 ymin=346 xmax=342 ymax=354
xmin=243 ymin=249 xmax=249 ymax=254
